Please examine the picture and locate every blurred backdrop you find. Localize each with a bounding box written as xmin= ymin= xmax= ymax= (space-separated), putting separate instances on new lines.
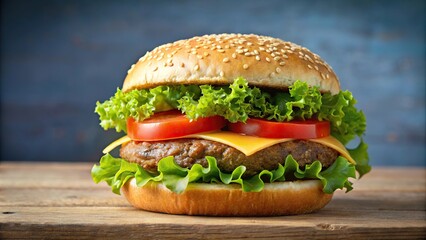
xmin=1 ymin=0 xmax=425 ymax=166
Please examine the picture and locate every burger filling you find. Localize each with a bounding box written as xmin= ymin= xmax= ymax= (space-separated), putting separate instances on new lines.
xmin=120 ymin=139 xmax=338 ymax=177
xmin=92 ymin=78 xmax=370 ymax=195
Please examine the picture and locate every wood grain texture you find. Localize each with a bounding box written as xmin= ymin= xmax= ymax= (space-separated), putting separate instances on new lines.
xmin=0 ymin=162 xmax=425 ymax=239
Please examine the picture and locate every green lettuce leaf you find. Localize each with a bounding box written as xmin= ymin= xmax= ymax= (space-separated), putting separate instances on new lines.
xmin=318 ymin=90 xmax=367 ymax=145
xmin=91 ymin=154 xmax=356 ymax=195
xmin=178 ymin=77 xmax=265 ymax=122
xmin=348 ymin=139 xmax=371 ymax=178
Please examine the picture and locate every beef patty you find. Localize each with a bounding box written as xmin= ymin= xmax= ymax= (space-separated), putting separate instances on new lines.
xmin=120 ymin=139 xmax=339 ymax=177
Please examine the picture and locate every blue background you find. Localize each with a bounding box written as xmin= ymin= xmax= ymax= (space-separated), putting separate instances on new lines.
xmin=1 ymin=0 xmax=425 ymax=166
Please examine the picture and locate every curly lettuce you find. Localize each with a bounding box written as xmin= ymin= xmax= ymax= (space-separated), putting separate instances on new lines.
xmin=96 ymin=78 xmax=365 ymax=141
xmin=91 ymin=153 xmax=356 ymax=195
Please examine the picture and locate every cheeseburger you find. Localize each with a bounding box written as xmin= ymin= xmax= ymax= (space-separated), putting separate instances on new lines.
xmin=92 ymin=33 xmax=370 ymax=216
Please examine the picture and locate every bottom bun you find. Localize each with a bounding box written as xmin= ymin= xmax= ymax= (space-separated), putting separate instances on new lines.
xmin=122 ymin=179 xmax=333 ymax=216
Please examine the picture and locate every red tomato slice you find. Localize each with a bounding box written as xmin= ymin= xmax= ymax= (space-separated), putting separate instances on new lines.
xmin=127 ymin=110 xmax=227 ymax=141
xmin=227 ymin=118 xmax=330 ymax=139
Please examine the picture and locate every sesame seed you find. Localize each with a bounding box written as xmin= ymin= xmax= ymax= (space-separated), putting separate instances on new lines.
xmin=223 ymin=58 xmax=230 ymax=63
xmin=271 ymin=53 xmax=276 ymax=57
xmin=326 ymin=73 xmax=330 ymax=79
xmin=274 ymin=56 xmax=281 ymax=61
xmin=307 ymin=65 xmax=313 ymax=69
xmin=321 ymin=73 xmax=326 ymax=80
xmin=204 ymin=52 xmax=210 ymax=57
xmin=218 ymin=49 xmax=225 ymax=53
xmin=244 ymin=52 xmax=251 ymax=56
xmin=276 ymin=67 xmax=281 ymax=73
xmin=254 ymin=50 xmax=259 ymax=55
xmin=197 ymin=55 xmax=203 ymax=59
xmin=167 ymin=62 xmax=173 ymax=67
xmin=287 ymin=50 xmax=293 ymax=54
xmin=282 ymin=54 xmax=289 ymax=59
xmin=265 ymin=57 xmax=271 ymax=62
xmin=243 ymin=49 xmax=249 ymax=53
xmin=279 ymin=61 xmax=285 ymax=66
xmin=194 ymin=64 xmax=199 ymax=71
xmin=232 ymin=53 xmax=237 ymax=59
xmin=255 ymin=55 xmax=261 ymax=61
xmin=259 ymin=47 xmax=265 ymax=51
xmin=243 ymin=64 xmax=249 ymax=69
xmin=220 ymin=71 xmax=224 ymax=77
xmin=314 ymin=65 xmax=319 ymax=71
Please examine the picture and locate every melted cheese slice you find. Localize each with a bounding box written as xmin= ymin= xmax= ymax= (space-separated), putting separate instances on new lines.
xmin=103 ymin=135 xmax=131 ymax=154
xmin=103 ymin=132 xmax=355 ymax=164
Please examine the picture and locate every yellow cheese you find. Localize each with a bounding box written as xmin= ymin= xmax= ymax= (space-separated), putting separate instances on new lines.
xmin=102 ymin=135 xmax=131 ymax=154
xmin=309 ymin=136 xmax=355 ymax=164
xmin=187 ymin=132 xmax=291 ymax=156
xmin=102 ymin=132 xmax=355 ymax=164
xmin=187 ymin=132 xmax=356 ymax=164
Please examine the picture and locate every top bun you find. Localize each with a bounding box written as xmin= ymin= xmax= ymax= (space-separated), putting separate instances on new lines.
xmin=123 ymin=34 xmax=340 ymax=94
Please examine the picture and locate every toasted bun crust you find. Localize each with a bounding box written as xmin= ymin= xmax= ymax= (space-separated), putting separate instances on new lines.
xmin=123 ymin=34 xmax=340 ymax=94
xmin=122 ymin=179 xmax=333 ymax=216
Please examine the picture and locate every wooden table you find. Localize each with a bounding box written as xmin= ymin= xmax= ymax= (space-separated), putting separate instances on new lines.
xmin=0 ymin=162 xmax=425 ymax=239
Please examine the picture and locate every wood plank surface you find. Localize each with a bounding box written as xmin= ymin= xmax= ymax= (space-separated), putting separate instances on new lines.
xmin=0 ymin=162 xmax=425 ymax=239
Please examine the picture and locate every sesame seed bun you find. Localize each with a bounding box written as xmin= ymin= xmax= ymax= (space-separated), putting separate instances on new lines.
xmin=123 ymin=33 xmax=340 ymax=94
xmin=122 ymin=179 xmax=333 ymax=216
